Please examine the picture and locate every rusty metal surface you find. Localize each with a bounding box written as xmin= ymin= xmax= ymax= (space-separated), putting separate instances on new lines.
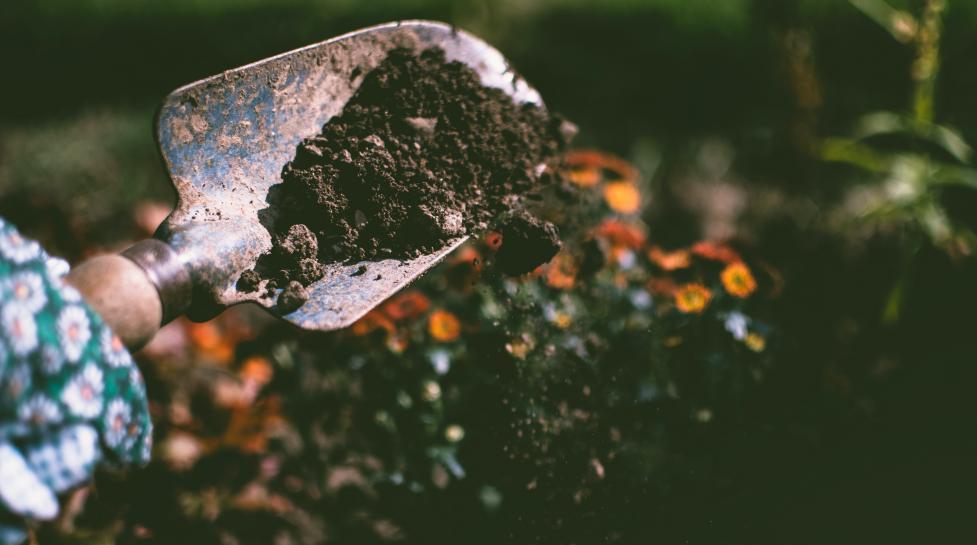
xmin=154 ymin=20 xmax=543 ymax=330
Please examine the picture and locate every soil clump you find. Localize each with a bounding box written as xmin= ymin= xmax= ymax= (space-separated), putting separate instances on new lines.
xmin=495 ymin=211 xmax=562 ymax=276
xmin=238 ymin=46 xmax=573 ymax=303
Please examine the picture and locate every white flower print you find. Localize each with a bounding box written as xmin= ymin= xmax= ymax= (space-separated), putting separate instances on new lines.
xmin=45 ymin=256 xmax=70 ymax=280
xmin=0 ymin=228 xmax=41 ymax=264
xmin=100 ymin=327 xmax=132 ymax=368
xmin=60 ymin=283 xmax=83 ymax=303
xmin=61 ymin=363 xmax=104 ymax=418
xmin=0 ymin=443 xmax=58 ymax=520
xmin=57 ymin=305 xmax=91 ymax=363
xmin=2 ymin=303 xmax=38 ymax=356
xmin=4 ymin=271 xmax=47 ymax=313
xmin=45 ymin=257 xmax=83 ymax=303
xmin=128 ymin=366 xmax=146 ymax=397
xmin=39 ymin=344 xmax=64 ymax=375
xmin=103 ymin=398 xmax=133 ymax=449
xmin=18 ymin=394 xmax=62 ymax=426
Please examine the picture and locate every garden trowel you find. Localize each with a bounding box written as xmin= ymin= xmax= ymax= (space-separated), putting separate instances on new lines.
xmin=66 ymin=20 xmax=544 ymax=349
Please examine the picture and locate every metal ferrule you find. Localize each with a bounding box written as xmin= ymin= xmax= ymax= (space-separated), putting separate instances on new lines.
xmin=121 ymin=239 xmax=192 ymax=325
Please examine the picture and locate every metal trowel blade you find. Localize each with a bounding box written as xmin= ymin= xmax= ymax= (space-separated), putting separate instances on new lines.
xmin=154 ymin=20 xmax=543 ymax=330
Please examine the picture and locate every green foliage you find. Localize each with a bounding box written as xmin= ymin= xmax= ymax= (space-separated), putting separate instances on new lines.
xmin=820 ymin=0 xmax=977 ymax=320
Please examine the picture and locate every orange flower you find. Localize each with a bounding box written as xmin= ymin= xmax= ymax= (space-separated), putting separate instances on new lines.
xmin=647 ymin=246 xmax=692 ymax=271
xmin=381 ymin=291 xmax=431 ymax=321
xmin=568 ymin=167 xmax=601 ymax=187
xmin=187 ymin=321 xmax=234 ymax=365
xmin=351 ymin=310 xmax=396 ymax=337
xmin=445 ymin=245 xmax=484 ymax=291
xmin=595 ymin=219 xmax=646 ymax=249
xmin=428 ymin=310 xmax=461 ymax=342
xmin=484 ymin=231 xmax=503 ymax=251
xmin=603 ymin=182 xmax=641 ymax=214
xmin=450 ymin=245 xmax=481 ymax=265
xmin=690 ymin=241 xmax=741 ymax=264
xmin=674 ymin=283 xmax=712 ymax=314
xmin=239 ymin=356 xmax=273 ymax=387
xmin=721 ymin=262 xmax=757 ymax=298
xmin=646 ymin=277 xmax=678 ymax=295
xmin=187 ymin=320 xmax=221 ymax=350
xmin=564 ymin=150 xmax=640 ymax=185
xmin=545 ymin=252 xmax=577 ymax=289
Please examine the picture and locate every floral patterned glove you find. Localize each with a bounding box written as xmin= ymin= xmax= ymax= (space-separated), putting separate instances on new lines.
xmin=0 ymin=218 xmax=153 ymax=544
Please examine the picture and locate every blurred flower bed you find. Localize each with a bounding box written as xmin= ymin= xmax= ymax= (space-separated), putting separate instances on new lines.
xmin=30 ymin=151 xmax=780 ymax=544
xmin=7 ymin=1 xmax=977 ymax=542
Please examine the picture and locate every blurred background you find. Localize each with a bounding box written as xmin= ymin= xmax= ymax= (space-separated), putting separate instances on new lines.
xmin=2 ymin=0 xmax=977 ymax=543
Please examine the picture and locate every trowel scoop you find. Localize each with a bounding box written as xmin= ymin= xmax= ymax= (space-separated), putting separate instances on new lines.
xmin=66 ymin=20 xmax=544 ymax=349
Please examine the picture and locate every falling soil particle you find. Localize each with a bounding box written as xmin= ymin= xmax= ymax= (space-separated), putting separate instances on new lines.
xmin=239 ymin=46 xmax=573 ymax=301
xmin=495 ymin=211 xmax=561 ymax=276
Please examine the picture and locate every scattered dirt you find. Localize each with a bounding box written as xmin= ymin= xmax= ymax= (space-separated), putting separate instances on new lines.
xmin=239 ymin=46 xmax=573 ymax=300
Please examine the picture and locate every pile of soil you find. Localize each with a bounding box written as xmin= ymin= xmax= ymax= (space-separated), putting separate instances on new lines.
xmin=240 ymin=47 xmax=573 ymax=308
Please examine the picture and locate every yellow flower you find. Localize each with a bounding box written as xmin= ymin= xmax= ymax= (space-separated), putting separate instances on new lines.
xmin=603 ymin=182 xmax=641 ymax=214
xmin=744 ymin=332 xmax=766 ymax=352
xmin=721 ymin=262 xmax=757 ymax=298
xmin=674 ymin=283 xmax=712 ymax=314
xmin=428 ymin=310 xmax=461 ymax=342
xmin=552 ymin=311 xmax=572 ymax=329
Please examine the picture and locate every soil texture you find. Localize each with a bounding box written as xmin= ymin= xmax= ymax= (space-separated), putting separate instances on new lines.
xmin=239 ymin=46 xmax=572 ymax=301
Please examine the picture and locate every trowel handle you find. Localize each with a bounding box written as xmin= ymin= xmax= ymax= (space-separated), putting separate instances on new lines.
xmin=67 ymin=240 xmax=191 ymax=350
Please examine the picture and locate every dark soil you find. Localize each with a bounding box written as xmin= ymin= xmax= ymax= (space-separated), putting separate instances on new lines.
xmin=236 ymin=269 xmax=261 ymax=293
xmin=239 ymin=46 xmax=572 ymax=296
xmin=277 ymin=281 xmax=308 ymax=313
xmin=495 ymin=211 xmax=561 ymax=275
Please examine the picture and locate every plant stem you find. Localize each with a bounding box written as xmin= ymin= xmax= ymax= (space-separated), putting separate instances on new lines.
xmin=912 ymin=0 xmax=946 ymax=125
